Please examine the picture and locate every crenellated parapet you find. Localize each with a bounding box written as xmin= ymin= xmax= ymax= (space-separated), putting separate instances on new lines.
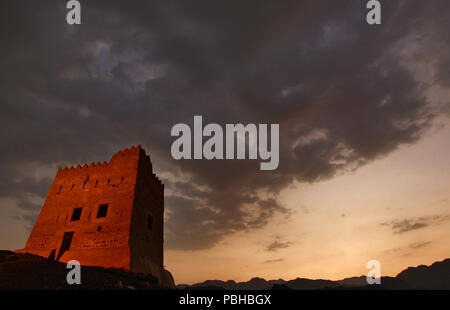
xmin=53 ymin=145 xmax=163 ymax=192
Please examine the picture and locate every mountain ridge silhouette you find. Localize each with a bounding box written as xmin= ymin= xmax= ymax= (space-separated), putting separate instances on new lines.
xmin=178 ymin=258 xmax=450 ymax=290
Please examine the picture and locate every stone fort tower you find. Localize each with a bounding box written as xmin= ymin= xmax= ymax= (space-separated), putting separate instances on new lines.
xmin=16 ymin=145 xmax=174 ymax=287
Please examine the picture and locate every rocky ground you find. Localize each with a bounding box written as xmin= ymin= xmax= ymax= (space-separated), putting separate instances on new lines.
xmin=0 ymin=250 xmax=163 ymax=290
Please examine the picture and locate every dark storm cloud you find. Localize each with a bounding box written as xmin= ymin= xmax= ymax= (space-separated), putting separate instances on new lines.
xmin=1 ymin=1 xmax=449 ymax=249
xmin=9 ymin=198 xmax=42 ymax=231
xmin=381 ymin=215 xmax=450 ymax=234
xmin=16 ymin=200 xmax=41 ymax=212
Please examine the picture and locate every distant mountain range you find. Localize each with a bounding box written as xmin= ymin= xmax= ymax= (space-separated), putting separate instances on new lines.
xmin=178 ymin=258 xmax=450 ymax=290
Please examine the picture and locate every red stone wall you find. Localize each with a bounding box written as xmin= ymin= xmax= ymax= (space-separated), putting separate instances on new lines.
xmin=130 ymin=151 xmax=164 ymax=271
xmin=16 ymin=146 xmax=164 ymax=273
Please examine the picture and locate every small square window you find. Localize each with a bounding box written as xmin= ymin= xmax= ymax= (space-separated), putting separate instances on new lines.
xmin=71 ymin=208 xmax=82 ymax=221
xmin=97 ymin=204 xmax=108 ymax=218
xmin=97 ymin=226 xmax=102 ymax=232
xmin=147 ymin=215 xmax=153 ymax=230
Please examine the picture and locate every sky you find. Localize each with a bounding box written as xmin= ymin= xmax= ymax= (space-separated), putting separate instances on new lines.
xmin=0 ymin=1 xmax=449 ymax=284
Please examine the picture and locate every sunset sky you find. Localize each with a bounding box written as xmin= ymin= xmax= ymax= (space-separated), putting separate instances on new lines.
xmin=1 ymin=1 xmax=449 ymax=284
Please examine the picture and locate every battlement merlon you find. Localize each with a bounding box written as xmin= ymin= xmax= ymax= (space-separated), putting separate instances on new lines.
xmin=54 ymin=145 xmax=163 ymax=187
